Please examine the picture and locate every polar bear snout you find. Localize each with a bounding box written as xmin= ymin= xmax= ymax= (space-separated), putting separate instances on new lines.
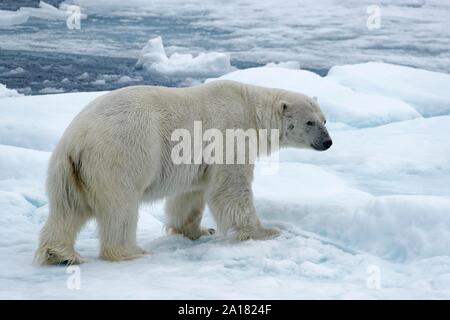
xmin=309 ymin=126 xmax=333 ymax=151
xmin=311 ymin=138 xmax=332 ymax=151
xmin=322 ymin=139 xmax=333 ymax=150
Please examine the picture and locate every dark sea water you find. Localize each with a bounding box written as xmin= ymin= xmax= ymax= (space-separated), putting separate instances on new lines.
xmin=0 ymin=9 xmax=264 ymax=94
xmin=0 ymin=49 xmax=264 ymax=95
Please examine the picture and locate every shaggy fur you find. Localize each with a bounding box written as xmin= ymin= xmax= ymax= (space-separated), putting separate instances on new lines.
xmin=35 ymin=80 xmax=331 ymax=264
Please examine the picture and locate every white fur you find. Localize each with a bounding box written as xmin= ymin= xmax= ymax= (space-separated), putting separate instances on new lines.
xmin=35 ymin=80 xmax=331 ymax=264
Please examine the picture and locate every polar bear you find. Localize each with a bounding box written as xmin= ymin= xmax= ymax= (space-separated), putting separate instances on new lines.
xmin=35 ymin=80 xmax=332 ymax=265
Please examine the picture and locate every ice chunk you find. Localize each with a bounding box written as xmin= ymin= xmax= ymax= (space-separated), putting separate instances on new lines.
xmin=117 ymin=75 xmax=142 ymax=83
xmin=136 ymin=36 xmax=234 ymax=77
xmin=0 ymin=10 xmax=29 ymax=27
xmin=0 ymin=83 xmax=22 ymax=98
xmin=0 ymin=1 xmax=86 ymax=27
xmin=20 ymin=1 xmax=69 ymax=21
xmin=38 ymin=87 xmax=64 ymax=94
xmin=77 ymin=72 xmax=90 ymax=80
xmin=265 ymin=61 xmax=300 ymax=69
xmin=1 ymin=67 xmax=25 ymax=76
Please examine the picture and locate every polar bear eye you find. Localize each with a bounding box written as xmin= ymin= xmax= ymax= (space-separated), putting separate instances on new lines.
xmin=306 ymin=121 xmax=315 ymax=126
xmin=324 ymin=120 xmax=327 ymax=125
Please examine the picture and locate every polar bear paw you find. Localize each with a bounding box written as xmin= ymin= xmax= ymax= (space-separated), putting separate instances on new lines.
xmin=201 ymin=228 xmax=216 ymax=236
xmin=100 ymin=246 xmax=148 ymax=262
xmin=233 ymin=226 xmax=280 ymax=241
xmin=35 ymin=247 xmax=87 ymax=265
xmin=168 ymin=226 xmax=215 ymax=240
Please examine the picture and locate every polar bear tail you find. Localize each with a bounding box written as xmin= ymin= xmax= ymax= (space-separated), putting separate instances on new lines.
xmin=34 ymin=151 xmax=90 ymax=265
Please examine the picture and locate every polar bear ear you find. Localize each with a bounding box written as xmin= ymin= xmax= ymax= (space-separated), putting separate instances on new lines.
xmin=277 ymin=101 xmax=289 ymax=115
xmin=312 ymin=96 xmax=318 ymax=102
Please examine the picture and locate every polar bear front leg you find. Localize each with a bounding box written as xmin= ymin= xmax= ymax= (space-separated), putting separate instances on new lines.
xmin=165 ymin=191 xmax=215 ymax=240
xmin=206 ymin=165 xmax=280 ymax=240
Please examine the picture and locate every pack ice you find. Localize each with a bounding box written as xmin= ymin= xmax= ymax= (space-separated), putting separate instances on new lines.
xmin=1 ymin=62 xmax=450 ymax=299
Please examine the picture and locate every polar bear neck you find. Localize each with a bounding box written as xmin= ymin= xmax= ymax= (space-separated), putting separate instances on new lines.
xmin=236 ymin=82 xmax=282 ymax=130
xmin=237 ymin=82 xmax=283 ymax=148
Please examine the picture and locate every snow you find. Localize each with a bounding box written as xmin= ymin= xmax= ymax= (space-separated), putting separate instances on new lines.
xmin=136 ymin=37 xmax=234 ymax=77
xmin=1 ymin=63 xmax=450 ymax=299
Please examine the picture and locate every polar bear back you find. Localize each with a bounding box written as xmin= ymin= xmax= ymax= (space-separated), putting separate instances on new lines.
xmin=81 ymin=80 xmax=258 ymax=135
xmin=51 ymin=80 xmax=269 ymax=202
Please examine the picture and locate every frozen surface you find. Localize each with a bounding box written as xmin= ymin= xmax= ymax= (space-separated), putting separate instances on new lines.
xmin=1 ymin=63 xmax=450 ymax=299
xmin=328 ymin=62 xmax=450 ymax=117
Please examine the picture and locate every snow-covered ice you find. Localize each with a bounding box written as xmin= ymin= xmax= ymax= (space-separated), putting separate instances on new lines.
xmin=328 ymin=63 xmax=450 ymax=117
xmin=136 ymin=37 xmax=234 ymax=77
xmin=1 ymin=63 xmax=450 ymax=299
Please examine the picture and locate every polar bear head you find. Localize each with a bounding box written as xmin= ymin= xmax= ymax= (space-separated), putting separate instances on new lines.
xmin=277 ymin=93 xmax=332 ymax=151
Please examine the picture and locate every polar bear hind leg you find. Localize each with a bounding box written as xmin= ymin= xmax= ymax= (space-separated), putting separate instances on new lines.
xmin=36 ymin=210 xmax=90 ymax=265
xmin=35 ymin=155 xmax=92 ymax=265
xmin=97 ymin=199 xmax=147 ymax=261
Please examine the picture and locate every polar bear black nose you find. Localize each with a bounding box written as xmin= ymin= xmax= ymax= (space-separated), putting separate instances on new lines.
xmin=322 ymin=140 xmax=332 ymax=150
